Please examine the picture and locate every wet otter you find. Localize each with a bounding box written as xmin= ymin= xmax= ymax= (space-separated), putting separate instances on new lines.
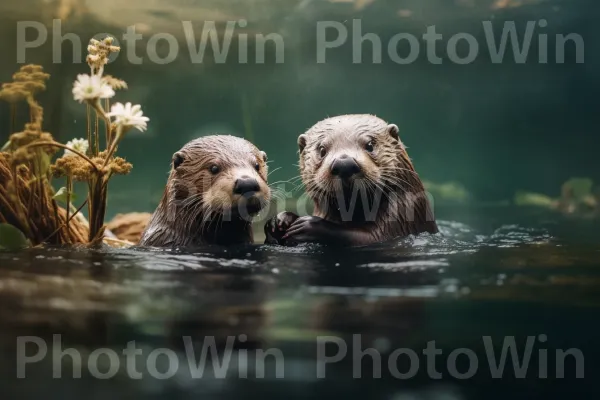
xmin=265 ymin=114 xmax=437 ymax=246
xmin=139 ymin=135 xmax=270 ymax=247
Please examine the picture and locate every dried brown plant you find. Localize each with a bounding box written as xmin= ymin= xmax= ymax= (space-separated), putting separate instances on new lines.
xmin=1 ymin=35 xmax=146 ymax=248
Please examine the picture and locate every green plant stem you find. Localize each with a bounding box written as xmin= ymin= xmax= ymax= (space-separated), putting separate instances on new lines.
xmin=102 ymin=125 xmax=123 ymax=168
xmin=90 ymin=99 xmax=113 ymax=147
xmin=86 ymin=104 xmax=92 ymax=154
xmin=94 ymin=112 xmax=99 ymax=155
xmin=104 ymin=98 xmax=111 ymax=145
xmin=66 ymin=175 xmax=72 ymax=234
xmin=87 ymin=179 xmax=97 ymax=242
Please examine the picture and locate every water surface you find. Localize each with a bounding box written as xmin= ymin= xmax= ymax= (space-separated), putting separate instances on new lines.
xmin=1 ymin=207 xmax=599 ymax=399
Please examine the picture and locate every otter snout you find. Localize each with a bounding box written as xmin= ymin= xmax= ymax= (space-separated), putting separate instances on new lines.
xmin=330 ymin=155 xmax=361 ymax=179
xmin=233 ymin=176 xmax=260 ymax=195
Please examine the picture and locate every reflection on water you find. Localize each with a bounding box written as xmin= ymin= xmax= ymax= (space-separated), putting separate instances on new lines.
xmin=1 ymin=209 xmax=599 ymax=398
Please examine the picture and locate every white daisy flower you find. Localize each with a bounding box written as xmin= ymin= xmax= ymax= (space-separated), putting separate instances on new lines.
xmin=107 ymin=102 xmax=149 ymax=132
xmin=72 ymin=74 xmax=115 ymax=103
xmin=64 ymin=138 xmax=89 ymax=157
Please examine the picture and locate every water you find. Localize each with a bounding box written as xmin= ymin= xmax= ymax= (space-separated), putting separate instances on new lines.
xmin=2 ymin=0 xmax=600 ymax=398
xmin=1 ymin=207 xmax=599 ymax=398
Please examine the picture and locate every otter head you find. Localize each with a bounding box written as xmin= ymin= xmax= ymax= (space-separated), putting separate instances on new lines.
xmin=167 ymin=135 xmax=270 ymax=225
xmin=298 ymin=115 xmax=410 ymax=200
xmin=297 ymin=114 xmax=428 ymax=224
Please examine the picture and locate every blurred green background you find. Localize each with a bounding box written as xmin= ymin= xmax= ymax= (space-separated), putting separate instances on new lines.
xmin=0 ymin=0 xmax=597 ymax=218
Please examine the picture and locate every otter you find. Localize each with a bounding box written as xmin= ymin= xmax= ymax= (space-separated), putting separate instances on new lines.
xmin=265 ymin=114 xmax=437 ymax=246
xmin=139 ymin=135 xmax=270 ymax=247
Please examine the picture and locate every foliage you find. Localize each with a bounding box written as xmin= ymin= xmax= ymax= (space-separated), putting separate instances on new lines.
xmin=515 ymin=177 xmax=599 ymax=218
xmin=423 ymin=180 xmax=470 ymax=203
xmin=0 ymin=223 xmax=30 ymax=251
xmin=514 ymin=191 xmax=556 ymax=208
xmin=0 ymin=36 xmax=149 ymax=248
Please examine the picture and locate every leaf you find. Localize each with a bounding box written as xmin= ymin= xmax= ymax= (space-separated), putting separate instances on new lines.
xmin=562 ymin=178 xmax=594 ymax=200
xmin=0 ymin=224 xmax=30 ymax=251
xmin=423 ymin=180 xmax=469 ymax=202
xmin=514 ymin=191 xmax=555 ymax=208
xmin=38 ymin=151 xmax=51 ymax=176
xmin=53 ymin=187 xmax=77 ymax=205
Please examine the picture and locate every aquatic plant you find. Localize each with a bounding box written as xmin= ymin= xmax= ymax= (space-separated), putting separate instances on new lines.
xmin=52 ymin=36 xmax=148 ymax=244
xmin=423 ymin=180 xmax=470 ymax=203
xmin=515 ymin=177 xmax=599 ymax=218
xmin=0 ymin=64 xmax=89 ymax=246
xmin=0 ymin=223 xmax=29 ymax=251
xmin=0 ymin=36 xmax=149 ymax=248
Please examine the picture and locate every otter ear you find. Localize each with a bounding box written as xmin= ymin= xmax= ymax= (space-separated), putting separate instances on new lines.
xmin=298 ymin=134 xmax=307 ymax=154
xmin=260 ymin=151 xmax=268 ymax=162
xmin=387 ymin=124 xmax=399 ymax=141
xmin=172 ymin=152 xmax=184 ymax=170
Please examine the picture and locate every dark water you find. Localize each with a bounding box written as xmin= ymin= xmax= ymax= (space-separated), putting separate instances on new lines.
xmin=1 ymin=0 xmax=600 ymax=398
xmin=1 ymin=208 xmax=599 ymax=398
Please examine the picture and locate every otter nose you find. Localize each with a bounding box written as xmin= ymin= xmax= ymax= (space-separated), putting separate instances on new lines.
xmin=234 ymin=177 xmax=260 ymax=195
xmin=330 ymin=156 xmax=361 ymax=179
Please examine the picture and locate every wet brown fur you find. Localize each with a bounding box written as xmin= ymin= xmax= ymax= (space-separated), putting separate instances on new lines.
xmin=299 ymin=114 xmax=438 ymax=243
xmin=139 ymin=135 xmax=270 ymax=247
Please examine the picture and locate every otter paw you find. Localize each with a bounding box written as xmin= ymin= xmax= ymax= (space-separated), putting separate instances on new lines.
xmin=264 ymin=212 xmax=299 ymax=245
xmin=282 ymin=216 xmax=332 ymax=243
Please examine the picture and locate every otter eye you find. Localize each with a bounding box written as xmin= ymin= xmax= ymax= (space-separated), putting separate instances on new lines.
xmin=254 ymin=162 xmax=260 ymax=172
xmin=319 ymin=146 xmax=327 ymax=158
xmin=365 ymin=141 xmax=374 ymax=153
xmin=210 ymin=165 xmax=220 ymax=175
